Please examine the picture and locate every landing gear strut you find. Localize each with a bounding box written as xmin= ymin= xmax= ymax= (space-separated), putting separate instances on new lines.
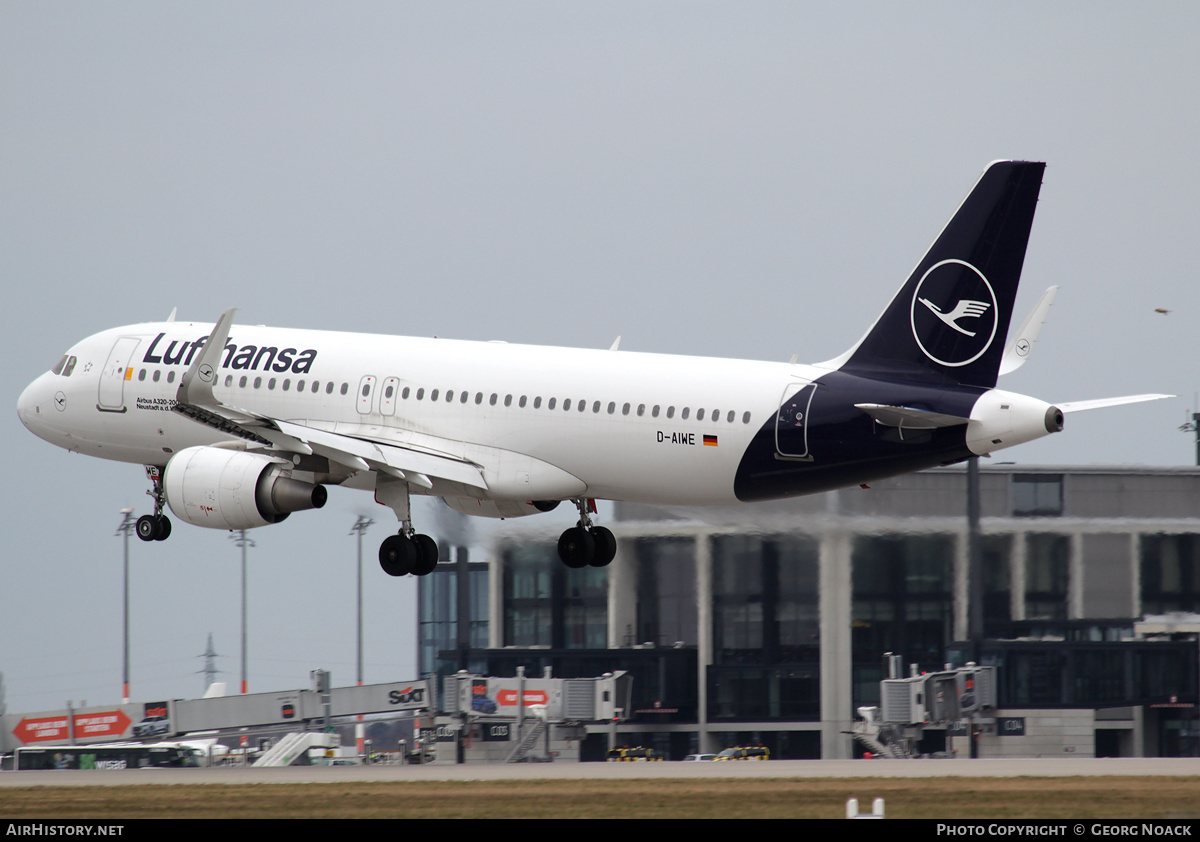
xmin=374 ymin=476 xmax=440 ymax=577
xmin=136 ymin=465 xmax=171 ymax=542
xmin=557 ymin=498 xmax=616 ymax=569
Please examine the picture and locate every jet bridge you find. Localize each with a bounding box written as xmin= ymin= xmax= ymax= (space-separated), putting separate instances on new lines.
xmin=440 ymin=669 xmax=632 ymax=762
xmin=851 ymin=660 xmax=996 ymax=759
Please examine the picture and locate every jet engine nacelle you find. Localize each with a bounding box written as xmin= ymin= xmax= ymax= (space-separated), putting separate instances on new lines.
xmin=164 ymin=446 xmax=327 ymax=530
xmin=442 ymin=496 xmax=560 ymax=519
xmin=966 ymin=389 xmax=1064 ymax=456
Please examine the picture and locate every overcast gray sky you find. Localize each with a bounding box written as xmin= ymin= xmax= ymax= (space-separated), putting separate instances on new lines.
xmin=2 ymin=2 xmax=1197 ymax=716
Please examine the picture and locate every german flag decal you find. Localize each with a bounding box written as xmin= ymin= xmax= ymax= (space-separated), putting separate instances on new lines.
xmin=703 ymin=435 xmax=718 ymax=447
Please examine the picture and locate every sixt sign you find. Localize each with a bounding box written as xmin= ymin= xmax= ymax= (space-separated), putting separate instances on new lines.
xmin=389 ymin=685 xmax=426 ymax=706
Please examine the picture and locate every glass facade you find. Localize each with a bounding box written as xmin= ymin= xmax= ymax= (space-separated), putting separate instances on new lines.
xmin=711 ymin=535 xmax=819 ymax=664
xmin=634 ymin=537 xmax=697 ymax=647
xmin=708 ymin=665 xmax=819 ymax=721
xmin=985 ymin=642 xmax=1198 ymax=708
xmin=1013 ymin=474 xmax=1064 ymax=516
xmin=982 ymin=533 xmax=1013 ymax=634
xmin=502 ymin=544 xmax=607 ymax=649
xmin=852 ymin=534 xmax=954 ymax=669
xmin=418 ymin=555 xmax=490 ymax=676
xmin=1141 ymin=534 xmax=1200 ymax=614
xmin=1025 ymin=534 xmax=1070 ymax=620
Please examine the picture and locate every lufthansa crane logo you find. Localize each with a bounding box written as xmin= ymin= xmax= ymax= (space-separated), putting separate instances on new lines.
xmin=910 ymin=259 xmax=997 ymax=367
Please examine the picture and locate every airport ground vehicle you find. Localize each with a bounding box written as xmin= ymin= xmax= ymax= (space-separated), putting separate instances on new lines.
xmin=14 ymin=743 xmax=200 ymax=770
xmin=607 ymin=746 xmax=665 ymax=761
xmin=714 ymin=746 xmax=770 ymax=761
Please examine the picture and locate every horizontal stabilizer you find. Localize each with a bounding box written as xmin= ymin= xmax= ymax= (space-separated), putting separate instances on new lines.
xmin=1058 ymin=394 xmax=1174 ymax=413
xmin=856 ymin=403 xmax=971 ymax=429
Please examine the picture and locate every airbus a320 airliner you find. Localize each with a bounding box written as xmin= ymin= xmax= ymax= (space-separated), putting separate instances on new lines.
xmin=18 ymin=161 xmax=1169 ymax=576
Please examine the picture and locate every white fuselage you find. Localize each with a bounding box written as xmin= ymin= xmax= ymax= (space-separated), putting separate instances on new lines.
xmin=19 ymin=320 xmax=813 ymax=507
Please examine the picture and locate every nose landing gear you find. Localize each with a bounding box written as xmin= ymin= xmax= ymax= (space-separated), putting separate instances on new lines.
xmin=136 ymin=465 xmax=172 ymax=542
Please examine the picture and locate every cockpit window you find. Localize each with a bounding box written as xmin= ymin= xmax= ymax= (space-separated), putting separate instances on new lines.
xmin=53 ymin=355 xmax=78 ymax=377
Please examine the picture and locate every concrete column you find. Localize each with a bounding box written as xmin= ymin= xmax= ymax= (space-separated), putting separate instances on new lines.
xmin=696 ymin=531 xmax=714 ymax=754
xmin=820 ymin=528 xmax=852 ymax=759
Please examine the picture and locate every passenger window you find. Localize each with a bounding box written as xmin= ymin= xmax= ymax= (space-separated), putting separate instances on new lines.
xmin=682 ymin=407 xmax=690 ymax=420
xmin=340 ymin=383 xmax=348 ymax=395
xmin=431 ymin=389 xmax=439 ymax=401
xmin=564 ymin=399 xmax=572 ymax=411
xmin=225 ymin=375 xmax=233 ymax=387
xmin=636 ymin=404 xmax=644 ymax=417
xmin=489 ymin=394 xmax=498 ymax=406
xmin=594 ymin=401 xmax=602 ymax=413
xmin=239 ymin=376 xmax=248 ymax=388
xmin=166 ymin=371 xmax=175 ymax=383
xmin=697 ymin=408 xmax=705 ymax=421
xmin=283 ymin=379 xmax=291 ymax=391
xmin=269 ymin=378 xmax=276 ymax=390
xmin=534 ymin=397 xmax=542 ymax=409
xmin=475 ymin=392 xmax=483 ymax=404
xmin=519 ymin=395 xmax=527 ymax=408
xmin=460 ymin=391 xmax=468 ymax=403
xmin=667 ymin=406 xmax=675 ymax=419
xmin=652 ymin=405 xmax=660 ymax=418
xmin=504 ymin=394 xmax=512 ymax=407
xmin=311 ymin=381 xmax=319 ymax=393
xmin=446 ymin=390 xmax=454 ymax=402
xmin=417 ymin=388 xmax=425 ymax=400
xmin=326 ymin=382 xmax=333 ymax=394
xmin=727 ymin=410 xmax=735 ymax=423
xmin=253 ymin=377 xmax=261 ymax=389
xmin=138 ymin=369 xmax=147 ymax=381
xmin=548 ymin=398 xmax=557 ymax=410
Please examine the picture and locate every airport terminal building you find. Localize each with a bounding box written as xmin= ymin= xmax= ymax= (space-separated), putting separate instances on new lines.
xmin=420 ymin=465 xmax=1200 ymax=760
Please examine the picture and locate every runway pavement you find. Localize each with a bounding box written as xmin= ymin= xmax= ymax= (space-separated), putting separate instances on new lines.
xmin=3 ymin=757 xmax=1198 ymax=787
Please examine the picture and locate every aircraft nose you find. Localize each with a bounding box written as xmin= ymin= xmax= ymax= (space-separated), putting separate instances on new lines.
xmin=17 ymin=374 xmax=52 ymax=433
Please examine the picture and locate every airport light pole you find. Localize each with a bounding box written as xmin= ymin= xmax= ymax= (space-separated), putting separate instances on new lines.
xmin=115 ymin=508 xmax=136 ymax=704
xmin=229 ymin=529 xmax=255 ymax=694
xmin=349 ymin=516 xmax=374 ymax=686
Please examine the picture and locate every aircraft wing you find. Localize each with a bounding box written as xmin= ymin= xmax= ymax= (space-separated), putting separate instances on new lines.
xmin=173 ymin=309 xmax=488 ymax=494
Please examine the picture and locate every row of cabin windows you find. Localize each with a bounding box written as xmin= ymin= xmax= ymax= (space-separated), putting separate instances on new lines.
xmin=382 ymin=382 xmax=753 ymax=425
xmin=132 ymin=366 xmax=352 ymax=395
xmin=130 ymin=367 xmax=753 ymax=425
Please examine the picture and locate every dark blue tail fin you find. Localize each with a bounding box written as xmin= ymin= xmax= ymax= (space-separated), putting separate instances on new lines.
xmin=837 ymin=161 xmax=1045 ymax=388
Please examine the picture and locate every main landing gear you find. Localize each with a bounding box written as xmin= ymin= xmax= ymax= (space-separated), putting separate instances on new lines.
xmin=379 ymin=530 xmax=439 ymax=577
xmin=136 ymin=465 xmax=172 ymax=542
xmin=557 ymin=498 xmax=616 ymax=569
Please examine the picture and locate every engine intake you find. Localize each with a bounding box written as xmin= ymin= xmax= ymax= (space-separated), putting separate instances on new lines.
xmin=164 ymin=446 xmax=326 ymax=530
